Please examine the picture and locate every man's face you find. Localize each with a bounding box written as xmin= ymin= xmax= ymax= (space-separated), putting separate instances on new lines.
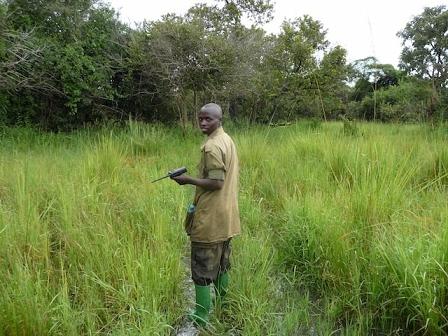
xmin=199 ymin=109 xmax=221 ymax=135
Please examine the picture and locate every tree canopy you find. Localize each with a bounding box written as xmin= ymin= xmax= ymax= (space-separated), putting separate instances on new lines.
xmin=0 ymin=0 xmax=446 ymax=130
xmin=397 ymin=5 xmax=448 ymax=121
xmin=398 ymin=5 xmax=448 ymax=88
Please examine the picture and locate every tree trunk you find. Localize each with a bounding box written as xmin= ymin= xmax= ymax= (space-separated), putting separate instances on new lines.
xmin=192 ymin=90 xmax=199 ymax=129
xmin=229 ymin=97 xmax=237 ymax=121
xmin=429 ymin=68 xmax=435 ymax=129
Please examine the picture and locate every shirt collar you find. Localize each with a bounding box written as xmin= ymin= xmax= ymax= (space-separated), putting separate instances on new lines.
xmin=208 ymin=126 xmax=224 ymax=138
xmin=201 ymin=127 xmax=224 ymax=149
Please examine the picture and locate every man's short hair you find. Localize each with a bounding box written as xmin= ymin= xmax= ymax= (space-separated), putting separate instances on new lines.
xmin=202 ymin=103 xmax=222 ymax=118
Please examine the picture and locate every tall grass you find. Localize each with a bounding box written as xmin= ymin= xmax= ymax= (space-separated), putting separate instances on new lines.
xmin=0 ymin=121 xmax=447 ymax=335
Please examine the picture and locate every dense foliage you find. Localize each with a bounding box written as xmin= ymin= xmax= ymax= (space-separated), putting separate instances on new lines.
xmin=0 ymin=0 xmax=447 ymax=130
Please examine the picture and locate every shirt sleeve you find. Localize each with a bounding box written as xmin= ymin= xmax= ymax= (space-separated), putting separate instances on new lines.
xmin=204 ymin=148 xmax=226 ymax=180
xmin=208 ymin=169 xmax=225 ymax=180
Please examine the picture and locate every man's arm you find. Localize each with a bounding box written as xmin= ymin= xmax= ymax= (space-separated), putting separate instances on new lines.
xmin=172 ymin=174 xmax=223 ymax=190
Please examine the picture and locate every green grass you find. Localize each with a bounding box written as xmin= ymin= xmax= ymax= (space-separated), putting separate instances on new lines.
xmin=0 ymin=121 xmax=447 ymax=335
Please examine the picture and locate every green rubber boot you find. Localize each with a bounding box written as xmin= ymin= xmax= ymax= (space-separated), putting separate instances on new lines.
xmin=188 ymin=285 xmax=210 ymax=327
xmin=213 ymin=272 xmax=229 ymax=306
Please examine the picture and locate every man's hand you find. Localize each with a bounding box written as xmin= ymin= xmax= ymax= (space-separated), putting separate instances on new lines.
xmin=171 ymin=174 xmax=190 ymax=185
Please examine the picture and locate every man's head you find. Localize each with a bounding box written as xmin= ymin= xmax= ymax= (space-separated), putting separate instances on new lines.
xmin=199 ymin=103 xmax=222 ymax=135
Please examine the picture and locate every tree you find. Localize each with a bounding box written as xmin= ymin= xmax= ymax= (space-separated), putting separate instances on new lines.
xmin=128 ymin=13 xmax=230 ymax=128
xmin=125 ymin=1 xmax=275 ymax=127
xmin=255 ymin=15 xmax=349 ymax=123
xmin=347 ymin=56 xmax=431 ymax=122
xmin=0 ymin=2 xmax=47 ymax=93
xmin=315 ymin=45 xmax=350 ymax=120
xmin=1 ymin=0 xmax=130 ymax=130
xmin=217 ymin=0 xmax=274 ymax=25
xmin=350 ymin=57 xmax=402 ymax=101
xmin=397 ymin=5 xmax=448 ymax=122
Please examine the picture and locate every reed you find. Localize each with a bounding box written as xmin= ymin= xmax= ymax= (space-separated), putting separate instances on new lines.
xmin=0 ymin=121 xmax=446 ymax=335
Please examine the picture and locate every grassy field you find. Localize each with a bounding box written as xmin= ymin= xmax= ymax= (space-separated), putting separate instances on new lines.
xmin=0 ymin=120 xmax=447 ymax=335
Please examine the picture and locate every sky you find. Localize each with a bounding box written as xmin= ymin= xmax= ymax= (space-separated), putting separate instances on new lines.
xmin=107 ymin=0 xmax=447 ymax=68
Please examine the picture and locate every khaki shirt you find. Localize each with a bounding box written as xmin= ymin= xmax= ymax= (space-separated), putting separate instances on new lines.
xmin=189 ymin=127 xmax=241 ymax=242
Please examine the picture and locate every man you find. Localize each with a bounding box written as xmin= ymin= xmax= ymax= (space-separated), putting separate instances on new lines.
xmin=172 ymin=103 xmax=240 ymax=327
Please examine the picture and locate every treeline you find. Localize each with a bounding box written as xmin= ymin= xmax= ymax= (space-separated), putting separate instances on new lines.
xmin=0 ymin=0 xmax=447 ymax=131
